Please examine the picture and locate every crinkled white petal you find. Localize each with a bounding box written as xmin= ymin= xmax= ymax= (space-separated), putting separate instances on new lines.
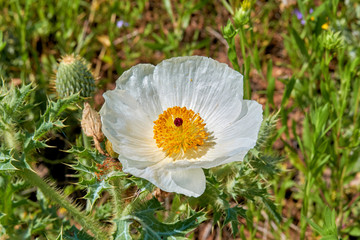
xmin=100 ymin=88 xmax=165 ymax=163
xmin=115 ymin=64 xmax=163 ymax=120
xmin=153 ymin=56 xmax=244 ymax=132
xmin=162 ymin=99 xmax=263 ymax=169
xmin=122 ymin=159 xmax=206 ymax=197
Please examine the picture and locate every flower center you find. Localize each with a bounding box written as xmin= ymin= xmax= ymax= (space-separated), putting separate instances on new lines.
xmin=153 ymin=106 xmax=208 ymax=157
xmin=174 ymin=117 xmax=183 ymax=127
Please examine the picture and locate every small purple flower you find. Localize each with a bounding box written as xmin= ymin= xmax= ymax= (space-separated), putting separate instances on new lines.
xmin=293 ymin=8 xmax=313 ymax=25
xmin=293 ymin=9 xmax=303 ymax=20
xmin=116 ymin=20 xmax=129 ymax=28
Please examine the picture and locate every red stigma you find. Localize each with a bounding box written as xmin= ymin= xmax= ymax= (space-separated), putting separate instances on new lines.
xmin=174 ymin=118 xmax=183 ymax=127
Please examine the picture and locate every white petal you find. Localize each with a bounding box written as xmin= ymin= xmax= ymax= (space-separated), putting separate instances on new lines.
xmin=214 ymin=100 xmax=263 ymax=150
xmin=115 ymin=64 xmax=163 ymax=120
xmin=153 ymin=56 xmax=244 ymax=128
xmin=122 ymin=160 xmax=206 ymax=197
xmin=100 ymin=89 xmax=165 ymax=163
xmin=164 ymin=100 xmax=263 ymax=169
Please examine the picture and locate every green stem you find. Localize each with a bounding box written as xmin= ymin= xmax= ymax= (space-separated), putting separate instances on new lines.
xmin=82 ymin=129 xmax=91 ymax=149
xmin=300 ymin=172 xmax=311 ymax=240
xmin=338 ymin=164 xmax=346 ymax=230
xmin=225 ymin=36 xmax=241 ymax=72
xmin=238 ymin=28 xmax=251 ymax=99
xmin=110 ymin=177 xmax=124 ymax=218
xmin=1 ymin=175 xmax=13 ymax=233
xmin=18 ymin=168 xmax=109 ymax=239
xmin=4 ymin=128 xmax=18 ymax=150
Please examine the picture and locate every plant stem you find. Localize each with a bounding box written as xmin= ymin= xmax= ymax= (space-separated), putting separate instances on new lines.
xmin=110 ymin=177 xmax=124 ymax=218
xmin=300 ymin=171 xmax=311 ymax=240
xmin=18 ymin=168 xmax=109 ymax=239
xmin=238 ymin=28 xmax=251 ymax=99
xmin=338 ymin=164 xmax=346 ymax=230
xmin=1 ymin=175 xmax=13 ymax=234
xmin=82 ymin=129 xmax=91 ymax=149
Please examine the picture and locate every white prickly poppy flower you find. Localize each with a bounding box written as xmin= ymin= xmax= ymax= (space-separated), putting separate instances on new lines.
xmin=100 ymin=56 xmax=263 ymax=197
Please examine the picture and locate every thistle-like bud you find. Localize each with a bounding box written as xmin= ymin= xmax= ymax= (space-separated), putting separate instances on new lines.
xmin=55 ymin=55 xmax=95 ymax=98
xmin=318 ymin=31 xmax=343 ymax=51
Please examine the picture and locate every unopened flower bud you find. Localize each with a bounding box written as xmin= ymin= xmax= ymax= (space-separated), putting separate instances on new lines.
xmin=55 ymin=55 xmax=95 ymax=98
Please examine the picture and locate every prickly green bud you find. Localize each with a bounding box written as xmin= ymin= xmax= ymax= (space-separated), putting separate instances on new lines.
xmin=233 ymin=0 xmax=251 ymax=28
xmin=318 ymin=31 xmax=343 ymax=51
xmin=222 ymin=20 xmax=237 ymax=39
xmin=55 ymin=55 xmax=95 ymax=98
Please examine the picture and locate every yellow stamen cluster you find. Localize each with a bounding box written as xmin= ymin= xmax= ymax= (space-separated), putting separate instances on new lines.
xmin=153 ymin=106 xmax=208 ymax=157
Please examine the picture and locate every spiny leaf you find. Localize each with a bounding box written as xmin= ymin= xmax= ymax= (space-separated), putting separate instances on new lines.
xmin=0 ymin=83 xmax=34 ymax=124
xmin=112 ymin=218 xmax=132 ymax=240
xmin=42 ymin=93 xmax=80 ymax=122
xmin=255 ymin=112 xmax=279 ymax=150
xmin=81 ymin=178 xmax=112 ymax=207
xmin=196 ymin=178 xmax=228 ymax=210
xmin=10 ymin=155 xmax=32 ymax=170
xmin=232 ymin=179 xmax=268 ymax=201
xmin=31 ymin=94 xmax=79 ymax=142
xmin=210 ymin=162 xmax=239 ymax=182
xmin=261 ymin=197 xmax=282 ymax=224
xmin=33 ymin=120 xmax=65 ymax=141
xmin=62 ymin=225 xmax=95 ymax=240
xmin=23 ymin=132 xmax=49 ymax=152
xmin=67 ymin=146 xmax=105 ymax=164
xmin=249 ymin=154 xmax=282 ymax=176
xmin=0 ymin=150 xmax=17 ymax=171
xmin=224 ymin=206 xmax=247 ymax=237
xmin=128 ymin=198 xmax=207 ymax=239
xmin=5 ymin=83 xmax=33 ymax=113
xmin=71 ymin=161 xmax=98 ymax=176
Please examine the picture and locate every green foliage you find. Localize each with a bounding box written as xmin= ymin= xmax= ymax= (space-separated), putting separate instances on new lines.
xmin=188 ymin=114 xmax=282 ymax=236
xmin=0 ymin=0 xmax=359 ymax=239
xmin=121 ymin=198 xmax=207 ymax=239
xmin=81 ymin=178 xmax=112 ymax=208
xmin=0 ymin=82 xmax=109 ymax=239
xmin=112 ymin=219 xmax=132 ymax=240
xmin=306 ymin=208 xmax=338 ymax=240
xmin=318 ymin=31 xmax=343 ymax=51
xmin=144 ymin=0 xmax=211 ymax=58
xmin=67 ymin=146 xmax=105 ymax=165
xmin=224 ymin=206 xmax=247 ymax=237
xmin=58 ymin=226 xmax=95 ymax=240
xmin=0 ymin=150 xmax=17 ymax=171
